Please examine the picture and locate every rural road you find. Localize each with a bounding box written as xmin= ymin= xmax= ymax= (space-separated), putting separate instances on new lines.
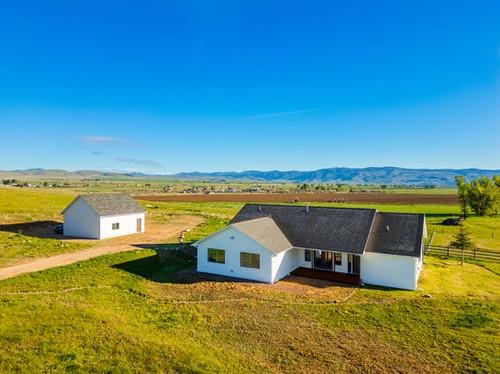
xmin=0 ymin=215 xmax=203 ymax=281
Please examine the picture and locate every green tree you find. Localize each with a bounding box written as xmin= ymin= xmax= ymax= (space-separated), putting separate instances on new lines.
xmin=468 ymin=176 xmax=497 ymax=216
xmin=494 ymin=176 xmax=500 ymax=215
xmin=450 ymin=225 xmax=474 ymax=250
xmin=455 ymin=176 xmax=470 ymax=219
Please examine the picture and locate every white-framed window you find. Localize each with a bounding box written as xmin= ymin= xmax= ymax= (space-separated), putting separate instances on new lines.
xmin=208 ymin=248 xmax=225 ymax=264
xmin=112 ymin=222 xmax=120 ymax=230
xmin=240 ymin=252 xmax=260 ymax=269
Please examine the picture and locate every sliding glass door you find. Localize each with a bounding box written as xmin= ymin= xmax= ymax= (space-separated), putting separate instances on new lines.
xmin=313 ymin=251 xmax=333 ymax=270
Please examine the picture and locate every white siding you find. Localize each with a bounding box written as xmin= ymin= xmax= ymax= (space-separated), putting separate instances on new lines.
xmin=333 ymin=252 xmax=348 ymax=273
xmin=99 ymin=213 xmax=145 ymax=239
xmin=196 ymin=226 xmax=274 ymax=283
xmin=361 ymin=252 xmax=419 ymax=290
xmin=298 ymin=248 xmax=313 ymax=268
xmin=63 ymin=198 xmax=100 ymax=239
xmin=271 ymin=248 xmax=300 ymax=282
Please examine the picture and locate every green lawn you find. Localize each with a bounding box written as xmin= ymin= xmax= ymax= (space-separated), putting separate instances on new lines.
xmin=0 ymin=250 xmax=497 ymax=372
xmin=0 ymin=188 xmax=93 ymax=267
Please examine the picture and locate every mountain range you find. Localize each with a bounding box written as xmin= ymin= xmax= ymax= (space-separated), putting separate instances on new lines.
xmin=1 ymin=167 xmax=498 ymax=186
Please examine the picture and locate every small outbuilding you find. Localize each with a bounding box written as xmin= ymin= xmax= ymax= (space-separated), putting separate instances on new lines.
xmin=62 ymin=193 xmax=145 ymax=239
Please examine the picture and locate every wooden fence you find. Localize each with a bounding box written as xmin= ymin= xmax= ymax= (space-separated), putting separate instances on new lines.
xmin=425 ymin=245 xmax=500 ymax=263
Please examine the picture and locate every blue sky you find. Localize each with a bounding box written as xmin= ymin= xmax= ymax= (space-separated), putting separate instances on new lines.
xmin=0 ymin=1 xmax=499 ymax=174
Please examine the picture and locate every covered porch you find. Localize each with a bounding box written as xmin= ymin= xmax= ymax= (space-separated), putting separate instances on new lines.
xmin=294 ymin=249 xmax=361 ymax=286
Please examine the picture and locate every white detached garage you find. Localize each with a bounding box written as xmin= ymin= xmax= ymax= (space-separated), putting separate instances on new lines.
xmin=62 ymin=193 xmax=145 ymax=239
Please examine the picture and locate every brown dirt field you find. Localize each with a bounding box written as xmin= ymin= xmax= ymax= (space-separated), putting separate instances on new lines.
xmin=136 ymin=192 xmax=459 ymax=205
xmin=0 ymin=215 xmax=204 ymax=281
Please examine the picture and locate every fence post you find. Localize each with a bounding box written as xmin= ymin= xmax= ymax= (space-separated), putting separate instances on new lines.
xmin=461 ymin=248 xmax=464 ymax=266
xmin=447 ymin=246 xmax=450 ymax=258
xmin=474 ymin=248 xmax=476 ymax=260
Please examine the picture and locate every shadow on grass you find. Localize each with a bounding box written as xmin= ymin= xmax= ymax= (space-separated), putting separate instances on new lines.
xmin=112 ymin=243 xmax=197 ymax=283
xmin=0 ymin=220 xmax=79 ymax=240
xmin=424 ymin=213 xmax=460 ymax=219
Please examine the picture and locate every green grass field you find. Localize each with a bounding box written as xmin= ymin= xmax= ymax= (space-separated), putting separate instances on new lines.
xmin=0 ymin=187 xmax=499 ymax=372
xmin=1 ymin=187 xmax=498 ymax=269
xmin=0 ymin=249 xmax=497 ymax=372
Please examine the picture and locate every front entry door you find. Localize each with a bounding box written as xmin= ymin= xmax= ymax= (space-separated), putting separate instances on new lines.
xmin=313 ymin=251 xmax=333 ymax=270
xmin=136 ymin=218 xmax=142 ymax=232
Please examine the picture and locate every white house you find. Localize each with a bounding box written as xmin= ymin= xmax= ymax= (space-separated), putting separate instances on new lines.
xmin=194 ymin=204 xmax=426 ymax=290
xmin=62 ymin=193 xmax=145 ymax=239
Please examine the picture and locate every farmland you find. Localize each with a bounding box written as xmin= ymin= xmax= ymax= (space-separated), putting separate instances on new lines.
xmin=137 ymin=192 xmax=459 ymax=205
xmin=0 ymin=185 xmax=499 ymax=372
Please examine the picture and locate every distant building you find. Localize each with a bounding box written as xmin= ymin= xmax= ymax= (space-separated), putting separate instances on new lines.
xmin=62 ymin=194 xmax=145 ymax=239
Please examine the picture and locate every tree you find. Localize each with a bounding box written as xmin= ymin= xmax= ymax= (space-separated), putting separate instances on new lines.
xmin=455 ymin=176 xmax=470 ymax=219
xmin=455 ymin=175 xmax=500 ymax=217
xmin=467 ymin=176 xmax=497 ymax=216
xmin=494 ymin=176 xmax=500 ymax=215
xmin=450 ymin=225 xmax=474 ymax=250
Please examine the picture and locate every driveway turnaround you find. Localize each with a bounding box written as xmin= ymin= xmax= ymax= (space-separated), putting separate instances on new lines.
xmin=0 ymin=216 xmax=203 ymax=281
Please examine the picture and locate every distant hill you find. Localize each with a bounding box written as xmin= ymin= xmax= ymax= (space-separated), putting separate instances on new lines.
xmin=174 ymin=167 xmax=499 ymax=186
xmin=0 ymin=168 xmax=149 ymax=180
xmin=0 ymin=167 xmax=498 ymax=186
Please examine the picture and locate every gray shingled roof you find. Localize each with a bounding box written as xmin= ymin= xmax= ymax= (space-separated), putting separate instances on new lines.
xmin=63 ymin=193 xmax=144 ymax=216
xmin=230 ymin=204 xmax=376 ymax=254
xmin=365 ymin=212 xmax=424 ymax=257
xmin=232 ymin=217 xmax=293 ymax=255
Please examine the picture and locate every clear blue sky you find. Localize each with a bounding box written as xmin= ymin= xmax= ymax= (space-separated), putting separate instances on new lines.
xmin=0 ymin=1 xmax=499 ymax=174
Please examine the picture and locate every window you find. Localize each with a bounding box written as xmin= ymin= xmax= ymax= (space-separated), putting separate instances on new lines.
xmin=240 ymin=252 xmax=260 ymax=269
xmin=304 ymin=249 xmax=312 ymax=262
xmin=208 ymin=248 xmax=225 ymax=264
xmin=334 ymin=253 xmax=342 ymax=266
xmin=112 ymin=222 xmax=120 ymax=230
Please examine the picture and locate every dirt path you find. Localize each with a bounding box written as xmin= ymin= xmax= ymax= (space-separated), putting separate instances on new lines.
xmin=0 ymin=215 xmax=203 ymax=281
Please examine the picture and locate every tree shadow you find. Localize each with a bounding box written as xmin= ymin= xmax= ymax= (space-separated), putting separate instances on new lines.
xmin=0 ymin=220 xmax=80 ymax=240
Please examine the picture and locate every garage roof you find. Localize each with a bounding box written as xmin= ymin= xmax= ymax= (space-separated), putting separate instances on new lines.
xmin=63 ymin=193 xmax=144 ymax=216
